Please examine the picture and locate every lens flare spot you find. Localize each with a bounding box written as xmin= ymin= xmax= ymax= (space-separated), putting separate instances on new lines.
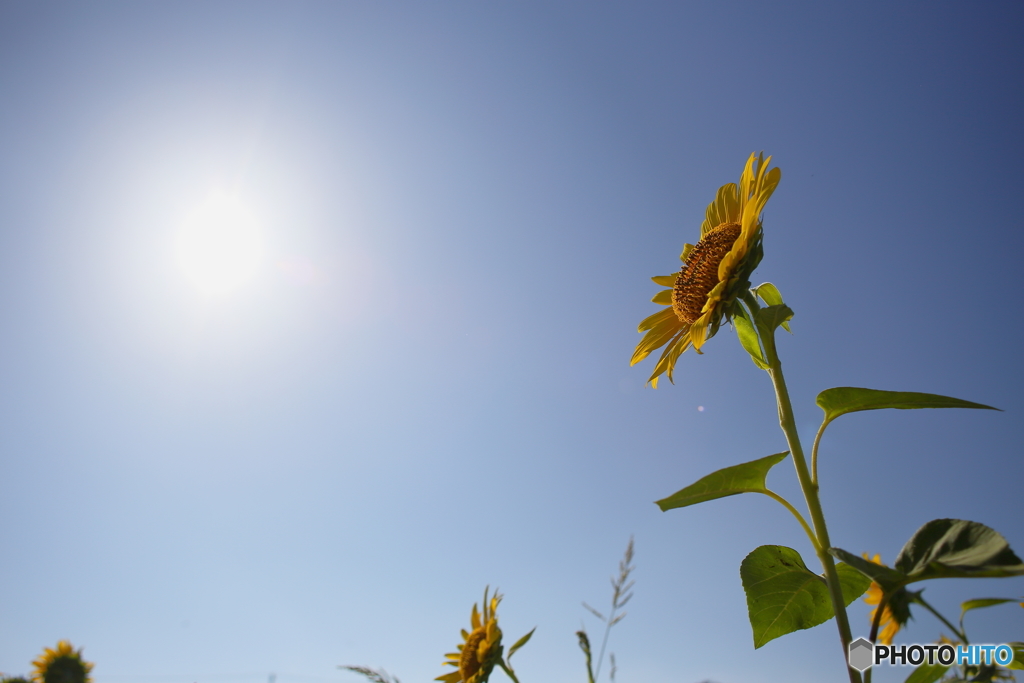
xmin=176 ymin=192 xmax=264 ymax=296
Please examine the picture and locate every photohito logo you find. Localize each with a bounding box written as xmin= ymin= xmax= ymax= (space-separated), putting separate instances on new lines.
xmin=847 ymin=637 xmax=1015 ymax=672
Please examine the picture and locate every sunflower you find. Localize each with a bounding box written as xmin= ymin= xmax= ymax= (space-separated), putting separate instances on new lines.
xmin=31 ymin=641 xmax=93 ymax=683
xmin=437 ymin=588 xmax=504 ymax=683
xmin=631 ymin=152 xmax=781 ymax=387
xmin=861 ymin=554 xmax=909 ymax=646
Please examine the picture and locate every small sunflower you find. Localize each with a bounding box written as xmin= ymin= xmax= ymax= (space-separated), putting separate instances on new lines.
xmin=631 ymin=152 xmax=781 ymax=387
xmin=31 ymin=641 xmax=93 ymax=683
xmin=437 ymin=588 xmax=504 ymax=683
xmin=862 ymin=554 xmax=911 ymax=646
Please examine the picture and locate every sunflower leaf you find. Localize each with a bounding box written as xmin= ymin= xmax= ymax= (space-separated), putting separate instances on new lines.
xmin=753 ymin=283 xmax=790 ymax=332
xmin=733 ymin=304 xmax=768 ymax=370
xmin=507 ymin=627 xmax=535 ymax=660
xmin=655 ymin=452 xmax=788 ymax=511
xmin=836 ymin=562 xmax=873 ymax=604
xmin=960 ymin=597 xmax=1018 ymax=620
xmin=894 ymin=519 xmax=1024 ymax=581
xmin=754 ymin=304 xmax=793 ymax=337
xmin=959 ymin=597 xmax=1020 ymax=634
xmin=1006 ymin=643 xmax=1024 ymax=670
xmin=815 ymin=387 xmax=1000 ymax=426
xmin=740 ymin=546 xmax=868 ymax=648
xmin=753 ymin=282 xmax=783 ymax=306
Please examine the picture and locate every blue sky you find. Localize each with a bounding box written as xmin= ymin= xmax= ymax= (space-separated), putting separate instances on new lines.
xmin=1 ymin=3 xmax=1022 ymax=683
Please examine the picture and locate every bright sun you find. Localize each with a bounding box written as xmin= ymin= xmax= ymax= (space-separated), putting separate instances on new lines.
xmin=176 ymin=192 xmax=264 ymax=296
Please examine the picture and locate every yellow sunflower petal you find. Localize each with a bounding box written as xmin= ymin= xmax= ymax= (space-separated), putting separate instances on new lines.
xmin=651 ymin=273 xmax=678 ymax=286
xmin=663 ymin=335 xmax=691 ymax=384
xmin=701 ymin=183 xmax=740 ymax=236
xmin=702 ymin=280 xmax=729 ymax=311
xmin=717 ymin=247 xmax=742 ymax=282
xmin=688 ymin=312 xmax=711 ymax=352
xmin=756 ymin=167 xmax=781 ymax=215
xmin=637 ymin=305 xmax=676 ymax=332
xmin=649 ymin=330 xmax=690 ymax=386
xmin=470 ymin=604 xmax=481 ymax=630
xmin=879 ymin=618 xmax=899 ymax=646
xmin=651 ymin=288 xmax=673 ymax=305
xmin=631 ymin=316 xmax=684 ymax=365
xmin=738 ymin=154 xmax=757 ymax=211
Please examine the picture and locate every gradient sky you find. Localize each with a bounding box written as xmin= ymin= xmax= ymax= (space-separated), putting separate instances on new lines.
xmin=2 ymin=3 xmax=1023 ymax=683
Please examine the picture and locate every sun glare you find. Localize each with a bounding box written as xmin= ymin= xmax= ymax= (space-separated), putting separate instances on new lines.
xmin=176 ymin=192 xmax=264 ymax=296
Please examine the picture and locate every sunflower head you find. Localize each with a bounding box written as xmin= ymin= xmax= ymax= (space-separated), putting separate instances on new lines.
xmin=631 ymin=152 xmax=780 ymax=387
xmin=862 ymin=554 xmax=912 ymax=646
xmin=437 ymin=588 xmax=504 ymax=683
xmin=31 ymin=641 xmax=93 ymax=683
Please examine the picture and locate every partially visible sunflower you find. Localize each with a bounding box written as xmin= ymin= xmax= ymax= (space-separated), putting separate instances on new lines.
xmin=31 ymin=641 xmax=93 ymax=683
xmin=936 ymin=635 xmax=1015 ymax=682
xmin=437 ymin=588 xmax=504 ymax=683
xmin=862 ymin=554 xmax=912 ymax=646
xmin=631 ymin=152 xmax=781 ymax=387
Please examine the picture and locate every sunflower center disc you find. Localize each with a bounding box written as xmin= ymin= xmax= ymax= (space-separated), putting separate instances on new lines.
xmin=672 ymin=222 xmax=742 ymax=324
xmin=459 ymin=628 xmax=486 ymax=681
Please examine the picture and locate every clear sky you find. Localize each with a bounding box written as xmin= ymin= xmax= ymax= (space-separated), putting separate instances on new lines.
xmin=1 ymin=3 xmax=1022 ymax=683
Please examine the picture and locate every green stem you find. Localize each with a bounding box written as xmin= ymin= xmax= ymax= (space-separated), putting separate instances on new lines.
xmin=760 ymin=490 xmax=820 ymax=551
xmin=811 ymin=419 xmax=828 ymax=487
xmin=864 ymin=590 xmax=890 ymax=683
xmin=913 ymin=594 xmax=968 ymax=644
xmin=498 ymin=659 xmax=522 ymax=683
xmin=761 ymin=327 xmax=861 ymax=683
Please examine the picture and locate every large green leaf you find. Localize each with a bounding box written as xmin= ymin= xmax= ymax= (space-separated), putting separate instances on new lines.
xmin=895 ymin=519 xmax=1024 ymax=581
xmin=835 ymin=561 xmax=873 ymax=604
xmin=655 ymin=452 xmax=788 ymax=511
xmin=740 ymin=545 xmax=868 ymax=648
xmin=832 ymin=520 xmax=1024 ymax=595
xmin=816 ymin=387 xmax=999 ymax=425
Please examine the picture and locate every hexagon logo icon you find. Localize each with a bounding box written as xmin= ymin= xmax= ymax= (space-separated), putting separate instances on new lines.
xmin=848 ymin=637 xmax=874 ymax=672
